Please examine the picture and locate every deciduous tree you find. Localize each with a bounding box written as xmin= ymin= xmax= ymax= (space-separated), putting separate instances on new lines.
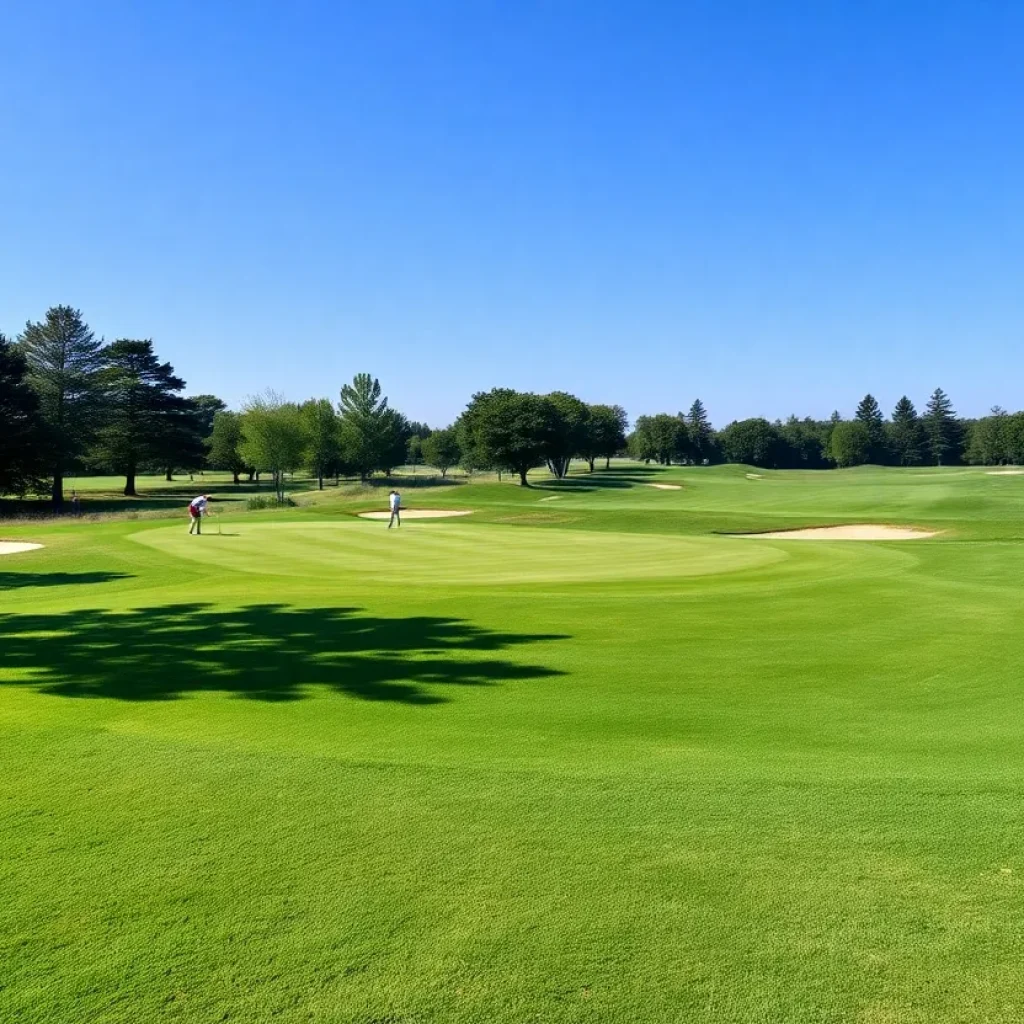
xmin=544 ymin=392 xmax=590 ymax=478
xmin=583 ymin=404 xmax=628 ymax=470
xmin=207 ymin=411 xmax=248 ymax=483
xmin=421 ymin=427 xmax=461 ymax=477
xmin=828 ymin=420 xmax=871 ymax=468
xmin=300 ymin=398 xmax=340 ymax=489
xmin=718 ymin=418 xmax=784 ymax=468
xmin=459 ymin=389 xmax=560 ymax=485
xmin=240 ymin=392 xmax=305 ymax=502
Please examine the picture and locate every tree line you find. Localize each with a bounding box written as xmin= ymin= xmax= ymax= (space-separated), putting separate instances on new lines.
xmin=627 ymin=390 xmax=1005 ymax=470
xmin=2 ymin=305 xmax=1022 ymax=507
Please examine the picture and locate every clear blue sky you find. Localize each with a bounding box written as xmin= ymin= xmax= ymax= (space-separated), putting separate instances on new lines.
xmin=2 ymin=1 xmax=1021 ymax=427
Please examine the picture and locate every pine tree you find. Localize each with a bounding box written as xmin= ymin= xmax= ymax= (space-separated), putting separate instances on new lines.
xmin=854 ymin=394 xmax=887 ymax=463
xmin=90 ymin=340 xmax=192 ymax=496
xmin=0 ymin=333 xmax=48 ymax=496
xmin=687 ymin=399 xmax=713 ymax=464
xmin=338 ymin=373 xmax=391 ymax=480
xmin=887 ymin=396 xmax=924 ymax=466
xmin=18 ymin=305 xmax=103 ymax=508
xmin=923 ymin=388 xmax=962 ymax=466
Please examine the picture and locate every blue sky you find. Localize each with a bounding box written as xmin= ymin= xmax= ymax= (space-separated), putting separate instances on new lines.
xmin=2 ymin=1 xmax=1021 ymax=427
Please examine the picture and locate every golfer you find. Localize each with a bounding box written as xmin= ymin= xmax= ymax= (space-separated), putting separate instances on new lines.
xmin=188 ymin=494 xmax=209 ymax=535
xmin=388 ymin=489 xmax=401 ymax=529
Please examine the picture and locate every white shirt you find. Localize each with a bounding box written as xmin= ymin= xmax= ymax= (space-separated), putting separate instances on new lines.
xmin=190 ymin=496 xmax=207 ymax=513
xmin=389 ymin=493 xmax=401 ymax=511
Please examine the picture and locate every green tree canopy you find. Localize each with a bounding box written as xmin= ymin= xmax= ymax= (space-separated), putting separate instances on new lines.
xmin=421 ymin=426 xmax=461 ymax=478
xmin=18 ymin=305 xmax=103 ymax=508
xmin=240 ymin=392 xmax=305 ymax=502
xmin=0 ymin=333 xmax=48 ymax=497
xmin=300 ymin=398 xmax=340 ymax=489
xmin=582 ymin=404 xmax=628 ymax=470
xmin=544 ymin=391 xmax=590 ymax=478
xmin=207 ymin=410 xmax=248 ymax=483
xmin=828 ymin=420 xmax=871 ymax=468
xmin=90 ymin=339 xmax=191 ymax=496
xmin=458 ymin=389 xmax=560 ymax=485
xmin=718 ymin=418 xmax=783 ymax=468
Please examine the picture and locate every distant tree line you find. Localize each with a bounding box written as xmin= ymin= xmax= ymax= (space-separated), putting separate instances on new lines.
xmin=628 ymin=391 xmax=1022 ymax=471
xmin=3 ymin=305 xmax=1023 ymax=506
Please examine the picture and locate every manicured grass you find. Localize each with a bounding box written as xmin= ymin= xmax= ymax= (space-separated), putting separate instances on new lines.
xmin=2 ymin=465 xmax=1024 ymax=1022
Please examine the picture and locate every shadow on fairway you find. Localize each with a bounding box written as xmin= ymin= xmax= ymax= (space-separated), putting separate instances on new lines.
xmin=0 ymin=571 xmax=134 ymax=591
xmin=0 ymin=603 xmax=568 ymax=704
xmin=532 ymin=467 xmax=664 ymax=493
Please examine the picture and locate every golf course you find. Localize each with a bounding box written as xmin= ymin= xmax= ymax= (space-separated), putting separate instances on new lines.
xmin=2 ymin=463 xmax=1023 ymax=1023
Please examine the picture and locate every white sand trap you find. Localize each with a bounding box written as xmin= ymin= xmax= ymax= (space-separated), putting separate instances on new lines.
xmin=745 ymin=473 xmax=763 ymax=479
xmin=0 ymin=541 xmax=44 ymax=555
xmin=538 ymin=495 xmax=562 ymax=502
xmin=357 ymin=509 xmax=473 ymax=520
xmin=648 ymin=483 xmax=682 ymax=490
xmin=987 ymin=469 xmax=1024 ymax=476
xmin=739 ymin=525 xmax=937 ymax=541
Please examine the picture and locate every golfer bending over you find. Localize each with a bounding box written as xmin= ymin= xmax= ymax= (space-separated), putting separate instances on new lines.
xmin=188 ymin=494 xmax=209 ymax=534
xmin=388 ymin=489 xmax=401 ymax=529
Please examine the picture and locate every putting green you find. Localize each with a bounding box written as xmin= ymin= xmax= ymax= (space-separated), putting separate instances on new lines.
xmin=132 ymin=520 xmax=788 ymax=584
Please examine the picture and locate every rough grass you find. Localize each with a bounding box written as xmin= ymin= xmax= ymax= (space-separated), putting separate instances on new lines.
xmin=2 ymin=464 xmax=1024 ymax=1022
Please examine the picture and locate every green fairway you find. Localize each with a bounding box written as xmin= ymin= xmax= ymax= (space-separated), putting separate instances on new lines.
xmin=3 ymin=464 xmax=1024 ymax=1022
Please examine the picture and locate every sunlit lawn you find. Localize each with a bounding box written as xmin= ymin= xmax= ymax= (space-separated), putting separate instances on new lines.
xmin=2 ymin=464 xmax=1023 ymax=1022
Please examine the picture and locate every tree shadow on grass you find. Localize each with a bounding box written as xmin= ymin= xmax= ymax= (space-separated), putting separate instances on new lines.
xmin=531 ymin=466 xmax=665 ymax=493
xmin=0 ymin=604 xmax=568 ymax=704
xmin=0 ymin=571 xmax=134 ymax=591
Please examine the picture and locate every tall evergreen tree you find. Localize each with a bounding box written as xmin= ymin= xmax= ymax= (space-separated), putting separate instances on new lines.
xmin=18 ymin=305 xmax=102 ymax=508
xmin=338 ymin=373 xmax=392 ymax=480
xmin=923 ymin=388 xmax=962 ymax=465
xmin=887 ymin=396 xmax=924 ymax=466
xmin=854 ymin=394 xmax=887 ymax=463
xmin=687 ymin=399 xmax=713 ymax=463
xmin=90 ymin=339 xmax=191 ymax=496
xmin=0 ymin=333 xmax=48 ymax=496
xmin=187 ymin=395 xmax=228 ymax=456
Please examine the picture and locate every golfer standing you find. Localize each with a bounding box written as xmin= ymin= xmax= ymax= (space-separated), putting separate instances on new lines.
xmin=388 ymin=489 xmax=401 ymax=529
xmin=188 ymin=494 xmax=209 ymax=535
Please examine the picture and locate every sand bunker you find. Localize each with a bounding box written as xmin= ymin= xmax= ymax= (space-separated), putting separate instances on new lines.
xmin=0 ymin=541 xmax=43 ymax=555
xmin=739 ymin=525 xmax=936 ymax=541
xmin=648 ymin=483 xmax=681 ymax=490
xmin=745 ymin=473 xmax=763 ymax=480
xmin=357 ymin=510 xmax=473 ymax=520
xmin=987 ymin=469 xmax=1024 ymax=476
